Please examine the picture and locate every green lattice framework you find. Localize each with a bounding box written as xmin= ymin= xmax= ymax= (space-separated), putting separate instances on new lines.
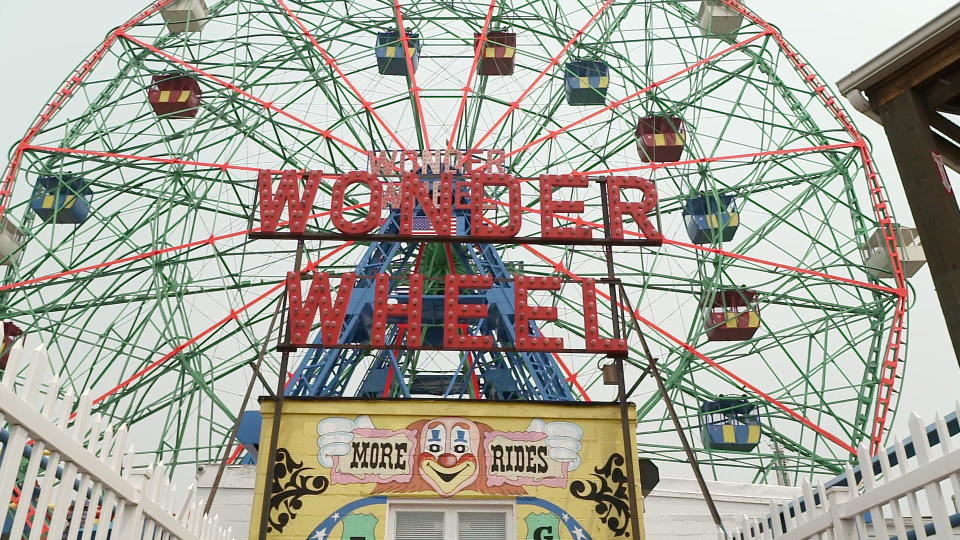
xmin=0 ymin=0 xmax=909 ymax=484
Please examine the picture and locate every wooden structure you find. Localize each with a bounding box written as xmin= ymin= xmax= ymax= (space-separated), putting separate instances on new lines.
xmin=838 ymin=4 xmax=960 ymax=368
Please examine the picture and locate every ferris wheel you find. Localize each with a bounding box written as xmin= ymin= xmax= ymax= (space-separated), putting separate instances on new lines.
xmin=0 ymin=0 xmax=911 ymax=484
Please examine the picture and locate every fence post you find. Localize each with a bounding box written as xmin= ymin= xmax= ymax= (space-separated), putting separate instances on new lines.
xmin=857 ymin=443 xmax=889 ymax=539
xmin=908 ymin=413 xmax=954 ymax=535
xmin=825 ymin=486 xmax=853 ymax=540
xmin=117 ymin=464 xmax=151 ymax=538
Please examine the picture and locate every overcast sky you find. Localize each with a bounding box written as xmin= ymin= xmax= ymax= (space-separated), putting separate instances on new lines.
xmin=0 ymin=0 xmax=957 ymax=442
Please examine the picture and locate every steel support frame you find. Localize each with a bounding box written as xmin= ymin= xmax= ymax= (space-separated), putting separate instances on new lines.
xmin=285 ymin=207 xmax=576 ymax=401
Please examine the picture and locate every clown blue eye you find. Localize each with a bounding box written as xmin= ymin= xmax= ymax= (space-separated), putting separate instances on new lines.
xmin=452 ymin=428 xmax=468 ymax=453
xmin=426 ymin=426 xmax=444 ymax=454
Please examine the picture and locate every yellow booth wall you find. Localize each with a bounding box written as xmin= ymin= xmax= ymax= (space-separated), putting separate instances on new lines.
xmin=249 ymin=398 xmax=643 ymax=540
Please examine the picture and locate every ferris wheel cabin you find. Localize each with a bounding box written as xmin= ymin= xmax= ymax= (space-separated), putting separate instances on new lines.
xmin=376 ymin=29 xmax=422 ymax=76
xmin=30 ymin=175 xmax=93 ymax=224
xmin=861 ymin=225 xmax=927 ymax=279
xmin=148 ymin=74 xmax=202 ymax=119
xmin=0 ymin=218 xmax=24 ymax=267
xmin=683 ymin=193 xmax=740 ymax=244
xmin=636 ymin=115 xmax=686 ymax=162
xmin=703 ymin=289 xmax=761 ymax=342
xmin=475 ymin=31 xmax=517 ymax=76
xmin=563 ymin=60 xmax=610 ymax=106
xmin=0 ymin=322 xmax=22 ymax=371
xmin=159 ymin=0 xmax=208 ymax=34
xmin=699 ymin=397 xmax=762 ymax=452
xmin=698 ymin=0 xmax=745 ymax=37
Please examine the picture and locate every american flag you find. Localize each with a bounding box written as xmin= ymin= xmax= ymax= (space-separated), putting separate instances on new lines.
xmin=412 ymin=215 xmax=432 ymax=231
xmin=411 ymin=214 xmax=459 ymax=235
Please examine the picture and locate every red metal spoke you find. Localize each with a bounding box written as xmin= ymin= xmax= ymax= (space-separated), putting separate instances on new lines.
xmin=21 ymin=145 xmax=340 ymax=177
xmin=0 ymin=203 xmax=370 ymax=293
xmin=460 ymin=0 xmax=617 ymax=164
xmin=275 ymin=0 xmax=409 ymax=152
xmin=517 ymin=242 xmax=857 ymax=455
xmin=484 ymin=197 xmax=901 ymax=296
xmin=226 ymin=445 xmax=244 ymax=465
xmin=447 ymin=0 xmax=497 ymax=153
xmin=575 ymin=142 xmax=860 ymax=175
xmin=663 ymin=238 xmax=901 ymax=295
xmin=717 ymin=0 xmax=908 ymax=453
xmin=392 ymin=0 xmax=432 ymax=152
xmin=552 ymin=352 xmax=591 ymax=401
xmin=12 ymin=144 xmax=896 ymax=299
xmin=118 ymin=33 xmax=383 ymax=168
xmin=84 ymin=241 xmax=356 ymax=413
xmin=0 ymin=0 xmax=178 ymax=221
xmin=631 ymin=307 xmax=857 ymax=455
xmin=475 ymin=29 xmax=771 ymax=173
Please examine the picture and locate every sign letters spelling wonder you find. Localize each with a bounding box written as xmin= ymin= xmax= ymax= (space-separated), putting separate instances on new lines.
xmin=259 ymin=167 xmax=658 ymax=354
xmin=256 ymin=170 xmax=662 ymax=242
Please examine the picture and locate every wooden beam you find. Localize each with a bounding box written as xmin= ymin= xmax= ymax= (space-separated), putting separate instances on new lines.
xmin=933 ymin=133 xmax=960 ymax=173
xmin=930 ymin=114 xmax=960 ymax=173
xmin=922 ymin=62 xmax=960 ymax=109
xmin=877 ymin=89 xmax=960 ymax=367
xmin=931 ymin=113 xmax=960 ymax=145
xmin=867 ymin=39 xmax=960 ymax=107
xmin=937 ymin=96 xmax=960 ymax=116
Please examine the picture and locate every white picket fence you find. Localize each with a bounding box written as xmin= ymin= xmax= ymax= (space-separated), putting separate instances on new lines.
xmin=0 ymin=343 xmax=234 ymax=539
xmin=724 ymin=406 xmax=960 ymax=539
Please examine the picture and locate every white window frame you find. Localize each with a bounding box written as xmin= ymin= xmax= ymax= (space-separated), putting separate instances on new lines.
xmin=386 ymin=499 xmax=516 ymax=540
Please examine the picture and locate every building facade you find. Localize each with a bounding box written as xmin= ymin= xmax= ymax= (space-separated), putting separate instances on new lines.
xmin=247 ymin=398 xmax=643 ymax=540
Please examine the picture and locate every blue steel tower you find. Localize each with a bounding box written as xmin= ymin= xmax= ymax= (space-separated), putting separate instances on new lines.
xmin=284 ymin=176 xmax=576 ymax=401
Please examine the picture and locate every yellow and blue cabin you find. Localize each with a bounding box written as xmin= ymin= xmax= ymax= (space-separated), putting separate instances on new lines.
xmin=700 ymin=397 xmax=762 ymax=452
xmin=376 ymin=29 xmax=422 ymax=76
xmin=564 ymin=60 xmax=610 ymax=106
xmin=683 ymin=193 xmax=739 ymax=245
xmin=30 ymin=175 xmax=93 ymax=225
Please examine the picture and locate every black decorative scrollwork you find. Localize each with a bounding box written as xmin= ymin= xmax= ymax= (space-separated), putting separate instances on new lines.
xmin=569 ymin=453 xmax=632 ymax=537
xmin=268 ymin=447 xmax=329 ymax=533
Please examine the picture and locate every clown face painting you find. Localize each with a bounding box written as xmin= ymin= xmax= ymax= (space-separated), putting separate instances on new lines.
xmin=318 ymin=414 xmax=582 ymax=497
xmin=417 ymin=417 xmax=481 ymax=496
xmin=256 ymin=400 xmax=639 ymax=540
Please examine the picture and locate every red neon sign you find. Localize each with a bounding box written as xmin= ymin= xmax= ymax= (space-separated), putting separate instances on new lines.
xmin=286 ymin=272 xmax=627 ymax=354
xmin=255 ymin=170 xmax=662 ymax=244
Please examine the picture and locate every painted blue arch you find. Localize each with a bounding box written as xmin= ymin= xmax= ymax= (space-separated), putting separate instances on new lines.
xmin=304 ymin=495 xmax=591 ymax=540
